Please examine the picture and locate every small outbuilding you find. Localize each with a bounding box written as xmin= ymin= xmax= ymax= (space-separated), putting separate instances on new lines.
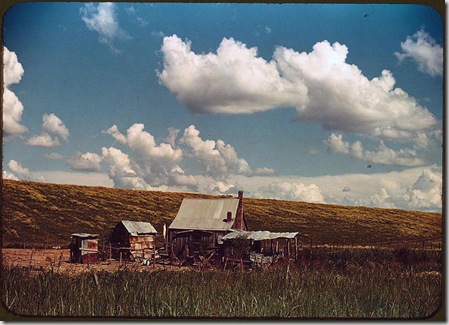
xmin=70 ymin=233 xmax=99 ymax=264
xmin=109 ymin=220 xmax=157 ymax=260
xmin=221 ymin=230 xmax=301 ymax=267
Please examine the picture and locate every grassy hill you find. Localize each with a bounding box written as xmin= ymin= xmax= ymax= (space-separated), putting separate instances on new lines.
xmin=2 ymin=179 xmax=442 ymax=248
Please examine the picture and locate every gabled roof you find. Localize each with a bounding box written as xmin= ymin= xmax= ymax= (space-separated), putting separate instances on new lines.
xmin=222 ymin=231 xmax=299 ymax=241
xmin=120 ymin=220 xmax=157 ymax=235
xmin=169 ymin=198 xmax=239 ymax=231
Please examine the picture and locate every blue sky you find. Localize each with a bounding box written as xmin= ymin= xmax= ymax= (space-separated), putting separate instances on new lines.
xmin=3 ymin=3 xmax=443 ymax=212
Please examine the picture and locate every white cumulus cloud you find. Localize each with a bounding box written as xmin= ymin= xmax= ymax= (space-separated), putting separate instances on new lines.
xmin=27 ymin=113 xmax=69 ymax=147
xmin=158 ymin=36 xmax=438 ymax=141
xmin=102 ymin=124 xmax=127 ymax=144
xmin=257 ymin=182 xmax=325 ymax=203
xmin=27 ymin=133 xmax=61 ymax=147
xmin=69 ymin=152 xmax=103 ymax=172
xmin=7 ymin=160 xmax=31 ymax=180
xmin=395 ymin=29 xmax=443 ymax=77
xmin=101 ymin=146 xmax=146 ymax=189
xmin=158 ymin=35 xmax=306 ymax=114
xmin=80 ymin=2 xmax=130 ymax=54
xmin=324 ymin=133 xmax=428 ymax=167
xmin=399 ymin=166 xmax=442 ymax=211
xmin=3 ymin=47 xmax=28 ymax=140
xmin=180 ymin=125 xmax=252 ymax=178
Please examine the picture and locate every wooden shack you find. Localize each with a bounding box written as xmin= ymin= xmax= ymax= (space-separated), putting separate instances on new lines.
xmin=221 ymin=230 xmax=301 ymax=267
xmin=109 ymin=220 xmax=157 ymax=260
xmin=168 ymin=191 xmax=248 ymax=261
xmin=70 ymin=233 xmax=99 ymax=264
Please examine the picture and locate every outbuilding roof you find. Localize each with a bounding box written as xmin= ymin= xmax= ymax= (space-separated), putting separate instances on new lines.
xmin=221 ymin=230 xmax=299 ymax=241
xmin=120 ymin=220 xmax=157 ymax=235
xmin=169 ymin=198 xmax=240 ymax=231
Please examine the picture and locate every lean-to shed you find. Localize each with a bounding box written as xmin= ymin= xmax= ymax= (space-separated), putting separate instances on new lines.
xmin=168 ymin=191 xmax=248 ymax=259
xmin=70 ymin=233 xmax=99 ymax=264
xmin=221 ymin=230 xmax=301 ymax=264
xmin=109 ymin=220 xmax=157 ymax=260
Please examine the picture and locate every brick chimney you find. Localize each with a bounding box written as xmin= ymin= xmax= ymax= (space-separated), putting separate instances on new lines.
xmin=226 ymin=211 xmax=232 ymax=222
xmin=233 ymin=191 xmax=245 ymax=230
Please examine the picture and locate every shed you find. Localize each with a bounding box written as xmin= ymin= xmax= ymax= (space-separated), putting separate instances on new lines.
xmin=109 ymin=220 xmax=157 ymax=260
xmin=221 ymin=230 xmax=301 ymax=265
xmin=168 ymin=191 xmax=248 ymax=260
xmin=70 ymin=233 xmax=99 ymax=264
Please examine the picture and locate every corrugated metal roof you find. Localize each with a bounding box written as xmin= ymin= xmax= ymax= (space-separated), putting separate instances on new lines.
xmin=71 ymin=233 xmax=99 ymax=238
xmin=169 ymin=198 xmax=239 ymax=231
xmin=121 ymin=220 xmax=157 ymax=234
xmin=222 ymin=230 xmax=299 ymax=241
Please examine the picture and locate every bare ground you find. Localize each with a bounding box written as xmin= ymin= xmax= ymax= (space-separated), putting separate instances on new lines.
xmin=2 ymin=248 xmax=180 ymax=275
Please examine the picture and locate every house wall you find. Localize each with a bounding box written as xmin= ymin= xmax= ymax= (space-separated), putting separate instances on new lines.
xmin=169 ymin=230 xmax=224 ymax=259
xmin=129 ymin=235 xmax=156 ymax=259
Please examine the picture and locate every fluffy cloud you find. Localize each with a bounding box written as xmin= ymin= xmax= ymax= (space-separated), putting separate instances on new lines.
xmin=158 ymin=35 xmax=305 ymax=114
xmin=27 ymin=113 xmax=69 ymax=147
xmin=399 ymin=166 xmax=442 ymax=211
xmin=68 ymin=152 xmax=103 ymax=172
xmin=158 ymin=36 xmax=438 ymax=141
xmin=42 ymin=113 xmax=69 ymax=141
xmin=256 ymin=182 xmax=325 ymax=203
xmin=126 ymin=123 xmax=184 ymax=186
xmin=324 ymin=133 xmax=428 ymax=167
xmin=27 ymin=133 xmax=61 ymax=147
xmin=395 ymin=29 xmax=443 ymax=77
xmin=7 ymin=160 xmax=31 ymax=180
xmin=180 ymin=125 xmax=252 ymax=178
xmin=100 ymin=123 xmax=273 ymax=194
xmin=80 ymin=2 xmax=130 ymax=54
xmin=101 ymin=124 xmax=185 ymax=189
xmin=3 ymin=170 xmax=19 ymax=181
xmin=3 ymin=47 xmax=28 ymax=140
xmin=101 ymin=146 xmax=146 ymax=189
xmin=102 ymin=125 xmax=127 ymax=144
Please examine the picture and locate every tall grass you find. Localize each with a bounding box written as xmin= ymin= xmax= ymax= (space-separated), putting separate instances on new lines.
xmin=2 ymin=258 xmax=441 ymax=319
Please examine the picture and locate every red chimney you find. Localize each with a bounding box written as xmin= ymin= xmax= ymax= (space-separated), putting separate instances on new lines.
xmin=226 ymin=211 xmax=232 ymax=222
xmin=233 ymin=191 xmax=245 ymax=230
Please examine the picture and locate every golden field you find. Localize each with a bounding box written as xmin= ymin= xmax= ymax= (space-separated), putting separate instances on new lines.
xmin=2 ymin=179 xmax=442 ymax=248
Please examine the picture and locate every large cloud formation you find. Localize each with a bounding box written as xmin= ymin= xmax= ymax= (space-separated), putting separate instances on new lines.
xmin=3 ymin=46 xmax=28 ymax=140
xmin=158 ymin=35 xmax=438 ymax=141
xmin=101 ymin=123 xmax=273 ymax=193
xmin=395 ymin=29 xmax=443 ymax=77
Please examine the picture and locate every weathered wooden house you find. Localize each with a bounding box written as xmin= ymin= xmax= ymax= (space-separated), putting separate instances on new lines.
xmin=70 ymin=233 xmax=99 ymax=264
xmin=221 ymin=230 xmax=301 ymax=267
xmin=168 ymin=191 xmax=248 ymax=260
xmin=109 ymin=220 xmax=157 ymax=260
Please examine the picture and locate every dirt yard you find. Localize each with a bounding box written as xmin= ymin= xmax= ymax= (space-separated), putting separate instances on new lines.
xmin=2 ymin=248 xmax=177 ymax=275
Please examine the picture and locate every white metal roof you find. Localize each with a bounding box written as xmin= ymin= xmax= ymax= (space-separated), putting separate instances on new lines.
xmin=169 ymin=198 xmax=239 ymax=231
xmin=121 ymin=220 xmax=157 ymax=234
xmin=222 ymin=230 xmax=299 ymax=241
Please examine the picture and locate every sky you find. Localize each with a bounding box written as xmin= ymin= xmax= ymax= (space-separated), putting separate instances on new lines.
xmin=2 ymin=2 xmax=444 ymax=212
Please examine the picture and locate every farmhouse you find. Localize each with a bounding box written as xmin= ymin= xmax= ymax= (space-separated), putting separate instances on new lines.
xmin=70 ymin=233 xmax=99 ymax=264
xmin=109 ymin=220 xmax=157 ymax=260
xmin=168 ymin=191 xmax=247 ymax=260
